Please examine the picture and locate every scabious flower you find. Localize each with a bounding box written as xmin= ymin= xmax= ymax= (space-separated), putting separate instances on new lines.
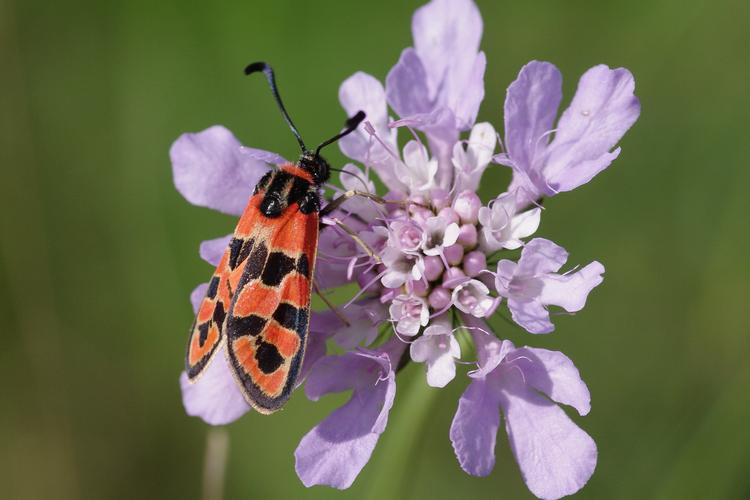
xmin=171 ymin=0 xmax=639 ymax=497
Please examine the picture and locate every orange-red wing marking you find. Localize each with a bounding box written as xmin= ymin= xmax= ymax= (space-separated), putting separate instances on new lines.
xmin=225 ymin=199 xmax=318 ymax=414
xmin=185 ymin=194 xmax=265 ymax=379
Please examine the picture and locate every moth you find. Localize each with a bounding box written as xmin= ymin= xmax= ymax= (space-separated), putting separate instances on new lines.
xmin=185 ymin=62 xmax=365 ymax=414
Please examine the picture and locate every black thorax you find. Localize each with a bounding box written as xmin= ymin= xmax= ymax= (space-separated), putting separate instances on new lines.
xmin=255 ymin=170 xmax=320 ymax=217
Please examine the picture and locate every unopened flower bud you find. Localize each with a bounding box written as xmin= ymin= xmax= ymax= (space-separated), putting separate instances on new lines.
xmin=442 ymin=267 xmax=466 ymax=288
xmin=463 ymin=250 xmax=487 ymax=277
xmin=428 ymin=286 xmax=452 ymax=310
xmin=444 ymin=244 xmax=464 ymax=266
xmin=457 ymin=224 xmax=478 ymax=248
xmin=438 ymin=207 xmax=460 ymax=225
xmin=423 ymin=255 xmax=444 ymax=281
xmin=411 ymin=278 xmax=429 ymax=296
xmin=452 ymin=190 xmax=481 ymax=224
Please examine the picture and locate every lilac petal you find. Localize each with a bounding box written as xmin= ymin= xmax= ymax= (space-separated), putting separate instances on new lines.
xmin=517 ymin=238 xmax=568 ymax=277
xmin=504 ymin=61 xmax=563 ymax=174
xmin=315 ymin=225 xmax=356 ymax=290
xmin=507 ymin=347 xmax=591 ymax=415
xmin=461 ymin=313 xmax=512 ymax=375
xmin=544 ymin=65 xmax=640 ymax=193
xmin=340 ymin=72 xmax=389 ymax=133
xmin=540 ymin=261 xmax=605 ymax=312
xmin=426 ymin=354 xmax=457 ymax=388
xmin=450 ymin=378 xmax=501 ymax=476
xmin=238 ymin=146 xmax=287 ymax=166
xmin=411 ymin=0 xmax=482 ymax=104
xmin=499 ymin=376 xmax=597 ymax=500
xmin=170 ymin=126 xmax=268 ymax=216
xmin=190 ymin=282 xmax=209 ymax=314
xmin=179 ymin=344 xmax=252 ymax=425
xmin=386 ymin=48 xmax=433 ymax=119
xmin=450 ymin=51 xmax=486 ymax=131
xmin=508 ymin=297 xmax=554 ymax=334
xmin=338 ymin=72 xmax=404 ymax=192
xmin=298 ymin=310 xmax=343 ymax=386
xmin=304 ymin=353 xmax=371 ymax=401
xmin=199 ymin=234 xmax=232 ymax=266
xmin=295 ymin=350 xmax=396 ymax=489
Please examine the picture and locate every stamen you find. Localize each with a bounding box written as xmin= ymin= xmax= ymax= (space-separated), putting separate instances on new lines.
xmin=364 ymin=121 xmax=401 ymax=163
xmin=343 ymin=270 xmax=387 ymax=308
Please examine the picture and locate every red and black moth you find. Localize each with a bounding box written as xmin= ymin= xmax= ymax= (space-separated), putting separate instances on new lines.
xmin=185 ymin=62 xmax=366 ymax=414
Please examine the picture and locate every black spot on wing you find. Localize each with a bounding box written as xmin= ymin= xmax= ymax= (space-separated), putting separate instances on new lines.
xmin=228 ymin=238 xmax=243 ymax=270
xmin=273 ymin=303 xmax=308 ymax=334
xmin=227 ymin=314 xmax=267 ymax=339
xmin=237 ymin=238 xmax=254 ymax=268
xmin=198 ymin=322 xmax=209 ymax=347
xmin=207 ymin=276 xmax=220 ymax=299
xmin=296 ymin=254 xmax=310 ymax=278
xmin=229 ymin=237 xmax=255 ymax=270
xmin=246 ymin=242 xmax=268 ymax=280
xmin=261 ymin=252 xmax=295 ymax=287
xmin=213 ymin=301 xmax=226 ymax=332
xmin=255 ymin=340 xmax=284 ymax=374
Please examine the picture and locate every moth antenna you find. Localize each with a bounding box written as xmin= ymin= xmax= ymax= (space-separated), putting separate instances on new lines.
xmin=244 ymin=62 xmax=307 ymax=152
xmin=315 ymin=111 xmax=366 ymax=156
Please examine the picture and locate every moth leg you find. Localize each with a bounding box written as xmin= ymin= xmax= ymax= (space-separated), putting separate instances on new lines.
xmin=319 ymin=189 xmax=422 ymax=218
xmin=325 ymin=217 xmax=382 ymax=264
xmin=312 ymin=280 xmax=351 ymax=327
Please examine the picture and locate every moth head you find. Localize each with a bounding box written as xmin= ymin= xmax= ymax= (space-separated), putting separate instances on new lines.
xmin=299 ymin=151 xmax=330 ymax=186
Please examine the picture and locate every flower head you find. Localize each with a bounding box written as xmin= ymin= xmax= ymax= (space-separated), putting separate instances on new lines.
xmin=172 ymin=0 xmax=637 ymax=497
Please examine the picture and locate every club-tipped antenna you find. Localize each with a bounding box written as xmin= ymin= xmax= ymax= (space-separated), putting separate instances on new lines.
xmin=244 ymin=62 xmax=307 ymax=152
xmin=315 ymin=111 xmax=366 ymax=157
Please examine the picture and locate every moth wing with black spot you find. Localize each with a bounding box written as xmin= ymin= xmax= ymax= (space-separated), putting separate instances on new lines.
xmin=185 ymin=194 xmax=265 ymax=380
xmin=225 ymin=195 xmax=318 ymax=414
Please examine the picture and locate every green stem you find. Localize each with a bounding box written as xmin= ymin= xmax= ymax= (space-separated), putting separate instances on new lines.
xmin=202 ymin=427 xmax=229 ymax=500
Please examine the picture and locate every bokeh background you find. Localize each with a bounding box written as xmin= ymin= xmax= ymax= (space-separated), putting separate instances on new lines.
xmin=2 ymin=0 xmax=749 ymax=498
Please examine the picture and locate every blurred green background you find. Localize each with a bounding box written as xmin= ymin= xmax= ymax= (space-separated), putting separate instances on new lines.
xmin=2 ymin=0 xmax=749 ymax=498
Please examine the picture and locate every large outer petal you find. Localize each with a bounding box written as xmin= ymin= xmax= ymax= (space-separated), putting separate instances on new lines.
xmin=540 ymin=261 xmax=605 ymax=312
xmin=504 ymin=61 xmax=563 ymax=174
xmin=450 ymin=51 xmax=486 ymax=131
xmin=412 ymin=0 xmax=483 ymax=128
xmin=190 ymin=282 xmax=209 ymax=314
xmin=179 ymin=344 xmax=252 ymax=425
xmin=507 ymin=296 xmax=554 ymax=334
xmin=238 ymin=146 xmax=287 ymax=166
xmin=386 ymin=49 xmax=433 ymax=119
xmin=499 ymin=374 xmax=597 ymax=500
xmin=338 ymin=73 xmax=404 ymax=192
xmin=298 ymin=310 xmax=344 ymax=386
xmin=517 ymin=238 xmax=568 ymax=277
xmin=543 ymin=65 xmax=640 ymax=193
xmin=170 ymin=126 xmax=268 ymax=216
xmin=449 ymin=378 xmax=501 ymax=476
xmin=295 ymin=350 xmax=396 ymax=489
xmin=199 ymin=234 xmax=232 ymax=266
xmin=506 ymin=347 xmax=591 ymax=415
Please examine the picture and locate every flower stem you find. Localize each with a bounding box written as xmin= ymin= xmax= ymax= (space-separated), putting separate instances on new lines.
xmin=365 ymin=367 xmax=440 ymax=500
xmin=202 ymin=427 xmax=230 ymax=500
